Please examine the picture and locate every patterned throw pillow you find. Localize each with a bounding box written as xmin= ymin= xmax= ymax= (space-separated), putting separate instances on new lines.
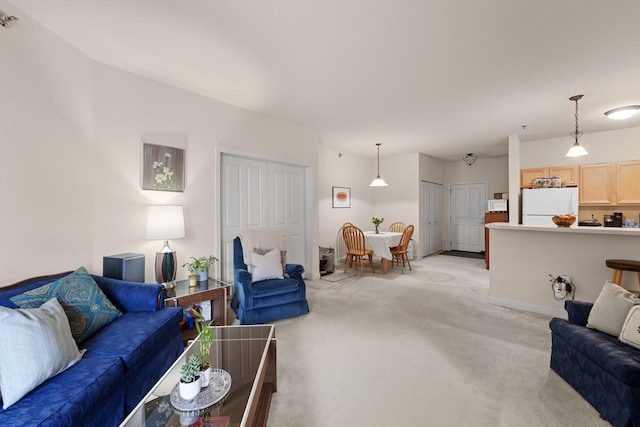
xmin=619 ymin=305 xmax=640 ymax=350
xmin=10 ymin=267 xmax=122 ymax=343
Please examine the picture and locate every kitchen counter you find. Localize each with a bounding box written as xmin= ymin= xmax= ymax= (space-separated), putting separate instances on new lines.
xmin=486 ymin=222 xmax=640 ymax=318
xmin=487 ymin=222 xmax=640 ymax=236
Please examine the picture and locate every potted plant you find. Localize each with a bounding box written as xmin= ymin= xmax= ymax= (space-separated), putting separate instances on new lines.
xmin=371 ymin=217 xmax=384 ymax=234
xmin=183 ymin=255 xmax=218 ymax=281
xmin=179 ymin=354 xmax=202 ymax=400
xmin=194 ymin=310 xmax=215 ymax=387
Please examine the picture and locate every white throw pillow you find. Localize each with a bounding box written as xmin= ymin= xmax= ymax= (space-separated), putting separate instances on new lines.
xmin=0 ymin=298 xmax=85 ymax=409
xmin=587 ymin=281 xmax=638 ymax=337
xmin=619 ymin=305 xmax=640 ymax=349
xmin=251 ymin=248 xmax=284 ymax=282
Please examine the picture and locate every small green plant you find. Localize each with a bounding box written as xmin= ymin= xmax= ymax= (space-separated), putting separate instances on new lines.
xmin=194 ymin=310 xmax=214 ymax=370
xmin=183 ymin=255 xmax=218 ymax=273
xmin=180 ymin=354 xmax=201 ymax=384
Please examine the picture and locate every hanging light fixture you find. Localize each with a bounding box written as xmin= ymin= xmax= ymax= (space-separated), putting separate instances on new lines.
xmin=566 ymin=94 xmax=588 ymax=157
xmin=604 ymin=105 xmax=640 ymax=120
xmin=463 ymin=153 xmax=478 ymax=166
xmin=369 ymin=143 xmax=388 ymax=187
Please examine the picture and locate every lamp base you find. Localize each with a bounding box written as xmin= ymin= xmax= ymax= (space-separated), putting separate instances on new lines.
xmin=155 ymin=250 xmax=177 ymax=288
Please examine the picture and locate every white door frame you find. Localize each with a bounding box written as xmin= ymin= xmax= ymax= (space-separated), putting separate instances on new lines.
xmin=215 ymin=146 xmax=317 ymax=281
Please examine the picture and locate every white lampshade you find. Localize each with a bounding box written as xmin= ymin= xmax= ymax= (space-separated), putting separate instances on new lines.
xmin=566 ymin=141 xmax=588 ymax=158
xmin=146 ymin=205 xmax=185 ymax=240
xmin=369 ymin=176 xmax=389 ymax=187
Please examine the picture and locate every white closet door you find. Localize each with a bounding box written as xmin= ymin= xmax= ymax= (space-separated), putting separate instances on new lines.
xmin=221 ymin=154 xmax=306 ymax=282
xmin=420 ymin=181 xmax=443 ymax=256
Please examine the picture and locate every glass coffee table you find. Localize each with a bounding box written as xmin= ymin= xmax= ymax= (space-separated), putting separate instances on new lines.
xmin=120 ymin=325 xmax=276 ymax=427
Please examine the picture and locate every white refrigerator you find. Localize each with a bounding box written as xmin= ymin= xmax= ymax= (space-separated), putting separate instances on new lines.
xmin=522 ymin=188 xmax=579 ymax=227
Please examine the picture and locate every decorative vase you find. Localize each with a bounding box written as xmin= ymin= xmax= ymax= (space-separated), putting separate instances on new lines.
xmin=179 ymin=379 xmax=201 ymax=400
xmin=188 ymin=274 xmax=198 ymax=287
xmin=375 ymin=225 xmax=380 ymax=234
xmin=195 ymin=269 xmax=208 ymax=281
xmin=200 ymin=366 xmax=211 ymax=387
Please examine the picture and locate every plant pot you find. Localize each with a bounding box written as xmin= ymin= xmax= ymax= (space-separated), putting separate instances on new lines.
xmin=200 ymin=366 xmax=211 ymax=387
xmin=179 ymin=378 xmax=201 ymax=400
xmin=195 ymin=269 xmax=208 ymax=281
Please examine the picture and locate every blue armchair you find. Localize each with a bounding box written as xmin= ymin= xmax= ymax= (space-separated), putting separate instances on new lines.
xmin=231 ymin=237 xmax=310 ymax=324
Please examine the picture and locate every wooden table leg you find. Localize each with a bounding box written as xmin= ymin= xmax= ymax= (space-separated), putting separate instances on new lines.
xmin=382 ymin=258 xmax=388 ymax=274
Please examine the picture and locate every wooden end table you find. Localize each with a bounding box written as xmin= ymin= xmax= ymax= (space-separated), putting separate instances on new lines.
xmin=164 ymin=278 xmax=232 ymax=344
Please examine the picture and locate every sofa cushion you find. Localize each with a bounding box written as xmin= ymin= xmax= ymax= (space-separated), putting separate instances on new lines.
xmin=251 ymin=249 xmax=284 ymax=282
xmin=620 ymin=305 xmax=640 ymax=350
xmin=0 ymin=298 xmax=85 ymax=409
xmin=587 ymin=281 xmax=638 ymax=337
xmin=10 ymin=267 xmax=122 ymax=343
xmin=80 ymin=307 xmax=182 ymax=370
xmin=0 ymin=356 xmax=124 ymax=427
xmin=551 ymin=317 xmax=640 ymax=386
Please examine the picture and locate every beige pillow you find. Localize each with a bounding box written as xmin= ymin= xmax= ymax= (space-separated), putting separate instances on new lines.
xmin=587 ymin=281 xmax=638 ymax=337
xmin=619 ymin=305 xmax=640 ymax=349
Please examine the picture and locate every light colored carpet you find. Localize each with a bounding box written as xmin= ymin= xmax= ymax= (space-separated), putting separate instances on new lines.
xmin=266 ymin=255 xmax=609 ymax=427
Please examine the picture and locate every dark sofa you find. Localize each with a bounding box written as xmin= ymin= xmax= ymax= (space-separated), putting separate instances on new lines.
xmin=0 ymin=272 xmax=183 ymax=427
xmin=550 ymin=300 xmax=640 ymax=427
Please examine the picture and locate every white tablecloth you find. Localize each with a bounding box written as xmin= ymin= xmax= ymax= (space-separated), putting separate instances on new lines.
xmin=363 ymin=231 xmax=402 ymax=259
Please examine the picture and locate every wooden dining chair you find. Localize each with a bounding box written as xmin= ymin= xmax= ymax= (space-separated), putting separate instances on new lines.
xmin=342 ymin=225 xmax=375 ymax=276
xmin=391 ymin=225 xmax=414 ymax=273
xmin=388 ymin=222 xmax=406 ymax=232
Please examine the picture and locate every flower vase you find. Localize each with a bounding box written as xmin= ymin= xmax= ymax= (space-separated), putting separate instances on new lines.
xmin=375 ymin=225 xmax=380 ymax=234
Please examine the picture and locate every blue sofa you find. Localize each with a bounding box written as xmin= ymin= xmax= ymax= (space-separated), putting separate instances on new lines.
xmin=0 ymin=272 xmax=183 ymax=427
xmin=232 ymin=237 xmax=309 ymax=324
xmin=550 ymin=300 xmax=640 ymax=427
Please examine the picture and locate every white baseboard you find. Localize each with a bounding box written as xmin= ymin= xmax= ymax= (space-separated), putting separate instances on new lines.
xmin=487 ymin=296 xmax=567 ymax=320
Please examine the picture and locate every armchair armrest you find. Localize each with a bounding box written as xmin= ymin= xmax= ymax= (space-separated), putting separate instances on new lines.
xmin=93 ymin=275 xmax=165 ymax=312
xmin=234 ymin=268 xmax=254 ymax=310
xmin=564 ymin=300 xmax=593 ymax=326
xmin=285 ymin=263 xmax=304 ymax=279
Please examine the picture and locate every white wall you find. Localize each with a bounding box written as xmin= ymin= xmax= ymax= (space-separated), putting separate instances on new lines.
xmin=0 ymin=1 xmax=94 ymax=284
xmin=1 ymin=5 xmax=321 ymax=286
xmin=317 ymin=145 xmax=374 ymax=249
xmin=520 ymin=126 xmax=640 ymax=168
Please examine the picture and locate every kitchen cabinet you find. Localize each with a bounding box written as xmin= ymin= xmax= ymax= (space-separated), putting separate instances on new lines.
xmin=579 ymin=163 xmax=615 ymax=205
xmin=520 ymin=165 xmax=577 ymax=188
xmin=520 ymin=167 xmax=548 ymax=188
xmin=485 ymin=211 xmax=508 ymax=270
xmin=549 ymin=165 xmax=578 ymax=187
xmin=616 ymin=161 xmax=640 ymax=205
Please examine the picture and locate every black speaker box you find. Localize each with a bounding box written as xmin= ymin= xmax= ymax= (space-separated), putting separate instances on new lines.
xmin=103 ymin=253 xmax=145 ymax=282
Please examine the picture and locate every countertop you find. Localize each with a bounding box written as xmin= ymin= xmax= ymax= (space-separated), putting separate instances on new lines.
xmin=486 ymin=222 xmax=640 ymax=236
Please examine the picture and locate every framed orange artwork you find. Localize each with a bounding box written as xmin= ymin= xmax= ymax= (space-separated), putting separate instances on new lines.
xmin=332 ymin=186 xmax=351 ymax=208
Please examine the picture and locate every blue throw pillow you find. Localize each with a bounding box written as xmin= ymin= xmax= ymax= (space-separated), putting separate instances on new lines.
xmin=10 ymin=267 xmax=122 ymax=343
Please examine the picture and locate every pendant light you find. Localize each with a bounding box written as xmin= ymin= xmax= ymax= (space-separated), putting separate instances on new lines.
xmin=566 ymin=95 xmax=588 ymax=157
xmin=369 ymin=143 xmax=388 ymax=187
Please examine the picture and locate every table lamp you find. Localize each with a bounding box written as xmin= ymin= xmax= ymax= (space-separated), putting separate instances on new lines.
xmin=147 ymin=205 xmax=185 ymax=287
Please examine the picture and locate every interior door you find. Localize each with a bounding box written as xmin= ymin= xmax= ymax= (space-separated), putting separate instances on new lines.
xmin=449 ymin=182 xmax=486 ymax=252
xmin=420 ymin=181 xmax=443 ymax=256
xmin=220 ymin=154 xmax=307 ymax=282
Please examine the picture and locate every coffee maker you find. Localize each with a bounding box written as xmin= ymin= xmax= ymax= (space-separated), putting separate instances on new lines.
xmin=604 ymin=212 xmax=623 ymax=227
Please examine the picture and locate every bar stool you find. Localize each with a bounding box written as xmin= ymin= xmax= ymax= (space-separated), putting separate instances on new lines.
xmin=605 ymin=259 xmax=640 ymax=291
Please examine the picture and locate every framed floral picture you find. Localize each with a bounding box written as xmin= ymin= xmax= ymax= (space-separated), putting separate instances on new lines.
xmin=142 ymin=143 xmax=185 ymax=192
xmin=332 ymin=186 xmax=351 ymax=208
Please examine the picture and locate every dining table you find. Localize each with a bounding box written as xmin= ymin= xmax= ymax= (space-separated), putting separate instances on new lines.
xmin=363 ymin=230 xmax=403 ymax=274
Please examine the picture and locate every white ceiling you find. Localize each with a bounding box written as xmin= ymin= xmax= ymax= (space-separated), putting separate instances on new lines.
xmin=8 ymin=0 xmax=640 ymax=160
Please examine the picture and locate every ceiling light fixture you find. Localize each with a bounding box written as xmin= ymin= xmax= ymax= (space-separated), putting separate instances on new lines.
xmin=463 ymin=153 xmax=478 ymax=166
xmin=604 ymin=105 xmax=640 ymax=120
xmin=566 ymin=94 xmax=588 ymax=157
xmin=0 ymin=10 xmax=18 ymax=28
xmin=369 ymin=143 xmax=388 ymax=187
